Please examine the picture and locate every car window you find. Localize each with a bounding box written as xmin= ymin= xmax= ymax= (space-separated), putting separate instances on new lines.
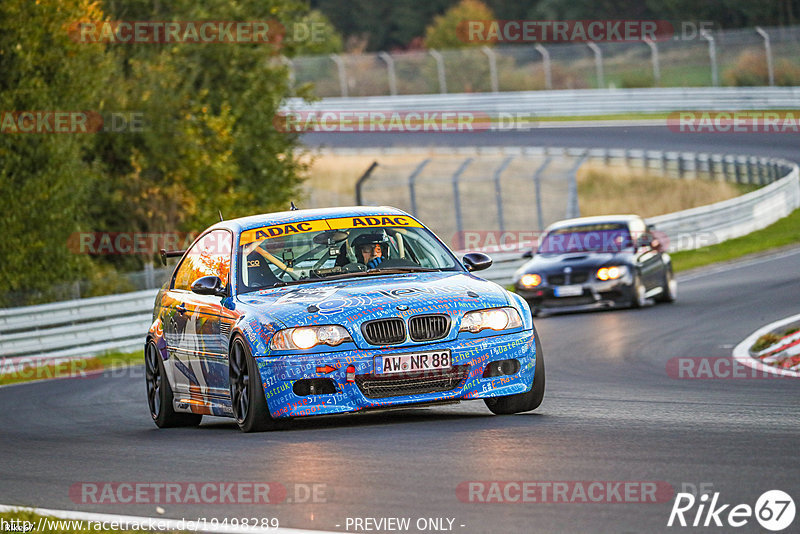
xmin=173 ymin=229 xmax=232 ymax=290
xmin=539 ymin=223 xmax=633 ymax=253
xmin=237 ymin=222 xmax=461 ymax=293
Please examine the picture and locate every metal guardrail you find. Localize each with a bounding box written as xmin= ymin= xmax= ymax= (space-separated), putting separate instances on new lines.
xmin=1 ymin=149 xmax=797 ymax=365
xmin=283 ymin=86 xmax=800 ymax=121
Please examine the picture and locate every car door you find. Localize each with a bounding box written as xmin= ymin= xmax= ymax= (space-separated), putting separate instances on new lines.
xmin=630 ymin=219 xmax=662 ymax=290
xmin=165 ymin=229 xmax=233 ymax=401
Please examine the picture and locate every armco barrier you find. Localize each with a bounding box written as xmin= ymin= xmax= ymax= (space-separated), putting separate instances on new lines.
xmin=283 ymin=87 xmax=800 ymax=122
xmin=1 ymin=149 xmax=797 ymax=365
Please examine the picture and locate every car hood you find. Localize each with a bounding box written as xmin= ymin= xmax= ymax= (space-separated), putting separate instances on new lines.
xmin=515 ymin=251 xmax=632 ymax=277
xmin=236 ymin=271 xmax=511 ymax=331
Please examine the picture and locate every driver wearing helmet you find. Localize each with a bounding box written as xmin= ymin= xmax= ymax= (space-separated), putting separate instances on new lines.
xmin=352 ymin=233 xmax=388 ymax=269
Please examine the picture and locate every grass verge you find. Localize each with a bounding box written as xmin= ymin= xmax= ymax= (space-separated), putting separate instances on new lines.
xmin=0 ymin=349 xmax=143 ymax=386
xmin=671 ymin=208 xmax=800 ymax=272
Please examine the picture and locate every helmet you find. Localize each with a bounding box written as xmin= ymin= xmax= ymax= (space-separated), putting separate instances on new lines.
xmin=352 ymin=233 xmax=389 ymax=263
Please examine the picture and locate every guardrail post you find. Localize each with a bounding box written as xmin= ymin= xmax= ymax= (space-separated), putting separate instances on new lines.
xmin=429 ymin=49 xmax=447 ymax=94
xmin=661 ymin=152 xmax=669 ymax=176
xmin=493 ymin=157 xmax=513 ymax=232
xmin=700 ymin=30 xmax=719 ymax=87
xmin=407 ymin=158 xmax=432 ymax=216
xmin=482 ymin=46 xmax=499 ymax=93
xmin=734 ymin=157 xmax=743 ymax=183
xmin=355 ymin=161 xmax=379 ymax=205
xmin=144 ymin=262 xmax=154 ymax=289
xmin=677 ymin=154 xmax=685 ymax=178
xmin=452 ymin=158 xmax=473 ymax=249
xmin=567 ymin=153 xmax=586 ymax=218
xmin=695 ymin=153 xmax=704 ymax=179
xmin=586 ymin=42 xmax=605 ymax=88
xmin=644 ymin=38 xmax=661 ymax=86
xmin=534 ymin=44 xmax=552 ymax=90
xmin=378 ymin=52 xmax=398 ymax=96
xmin=755 ymin=27 xmax=775 ymax=87
xmin=532 ymin=156 xmax=552 ymax=231
xmin=330 ymin=54 xmax=348 ymax=97
xmin=746 ymin=157 xmax=755 ymax=184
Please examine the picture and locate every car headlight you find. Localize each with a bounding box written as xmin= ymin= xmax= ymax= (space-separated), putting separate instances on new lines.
xmin=519 ymin=273 xmax=542 ymax=287
xmin=270 ymin=325 xmax=352 ymax=350
xmin=597 ymin=265 xmax=626 ymax=281
xmin=460 ymin=307 xmax=523 ymax=334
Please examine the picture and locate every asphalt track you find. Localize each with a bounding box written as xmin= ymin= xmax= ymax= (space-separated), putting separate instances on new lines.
xmin=1 ymin=126 xmax=799 ymax=533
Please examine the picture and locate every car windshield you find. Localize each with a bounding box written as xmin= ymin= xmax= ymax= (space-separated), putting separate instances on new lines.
xmin=539 ymin=223 xmax=633 ymax=254
xmin=237 ymin=221 xmax=461 ymax=293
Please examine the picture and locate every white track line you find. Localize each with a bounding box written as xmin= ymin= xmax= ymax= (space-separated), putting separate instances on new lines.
xmin=0 ymin=504 xmax=338 ymax=534
xmin=732 ymin=314 xmax=800 ymax=378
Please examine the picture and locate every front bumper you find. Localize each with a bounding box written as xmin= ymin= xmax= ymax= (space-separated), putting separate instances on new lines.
xmin=255 ymin=330 xmax=536 ymax=419
xmin=515 ymin=277 xmax=634 ymax=312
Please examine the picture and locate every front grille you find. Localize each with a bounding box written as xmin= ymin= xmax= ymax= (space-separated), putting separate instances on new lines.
xmin=543 ymin=295 xmax=595 ymax=307
xmin=362 ymin=318 xmax=406 ymax=345
xmin=408 ymin=314 xmax=450 ymax=342
xmin=571 ymin=272 xmax=589 ymax=283
xmin=355 ymin=365 xmax=470 ymax=399
xmin=548 ymin=274 xmax=566 ymax=285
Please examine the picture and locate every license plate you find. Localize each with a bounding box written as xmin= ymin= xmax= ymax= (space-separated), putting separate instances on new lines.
xmin=374 ymin=350 xmax=452 ymax=375
xmin=554 ymin=285 xmax=583 ymax=297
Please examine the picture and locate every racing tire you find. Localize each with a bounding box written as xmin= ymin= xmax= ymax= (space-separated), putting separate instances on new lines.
xmin=484 ymin=326 xmax=545 ymax=415
xmin=630 ymin=273 xmax=648 ymax=309
xmin=229 ymin=337 xmax=276 ymax=433
xmin=655 ymin=268 xmax=677 ymax=303
xmin=145 ymin=341 xmax=203 ymax=428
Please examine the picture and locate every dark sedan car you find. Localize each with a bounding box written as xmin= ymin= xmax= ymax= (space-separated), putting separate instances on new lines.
xmin=512 ymin=215 xmax=676 ymax=315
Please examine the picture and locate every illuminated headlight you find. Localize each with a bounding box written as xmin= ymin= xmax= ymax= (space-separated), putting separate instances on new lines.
xmin=519 ymin=274 xmax=542 ymax=287
xmin=597 ymin=265 xmax=626 ymax=281
xmin=270 ymin=325 xmax=352 ymax=350
xmin=460 ymin=307 xmax=523 ymax=334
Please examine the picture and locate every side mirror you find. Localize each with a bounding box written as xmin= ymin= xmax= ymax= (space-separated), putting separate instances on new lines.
xmin=191 ymin=275 xmax=227 ymax=297
xmin=463 ymin=252 xmax=493 ymax=272
xmin=521 ymin=250 xmax=533 ymax=259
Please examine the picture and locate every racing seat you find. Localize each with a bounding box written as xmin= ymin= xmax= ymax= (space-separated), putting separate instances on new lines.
xmin=245 ymin=253 xmax=282 ymax=288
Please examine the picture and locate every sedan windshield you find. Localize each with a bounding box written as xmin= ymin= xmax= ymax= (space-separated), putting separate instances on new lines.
xmin=238 ymin=223 xmax=461 ymax=293
xmin=539 ymin=223 xmax=633 ymax=254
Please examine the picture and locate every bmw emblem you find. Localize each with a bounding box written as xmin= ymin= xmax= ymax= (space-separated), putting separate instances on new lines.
xmin=396 ymin=305 xmax=409 ymax=311
xmin=564 ymin=266 xmax=572 ymax=273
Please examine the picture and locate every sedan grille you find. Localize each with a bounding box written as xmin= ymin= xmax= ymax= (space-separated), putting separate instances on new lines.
xmin=362 ymin=318 xmax=406 ymax=345
xmin=408 ymin=314 xmax=450 ymax=342
xmin=355 ymin=365 xmax=470 ymax=399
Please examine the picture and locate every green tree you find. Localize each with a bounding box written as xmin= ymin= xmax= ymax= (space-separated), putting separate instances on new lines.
xmin=424 ymin=0 xmax=495 ymax=49
xmin=0 ymin=0 xmax=115 ymax=304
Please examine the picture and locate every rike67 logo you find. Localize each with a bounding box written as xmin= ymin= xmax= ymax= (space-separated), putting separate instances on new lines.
xmin=668 ymin=490 xmax=795 ymax=531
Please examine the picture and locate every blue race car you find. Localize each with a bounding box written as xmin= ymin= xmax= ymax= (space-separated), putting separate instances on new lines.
xmin=146 ymin=206 xmax=544 ymax=432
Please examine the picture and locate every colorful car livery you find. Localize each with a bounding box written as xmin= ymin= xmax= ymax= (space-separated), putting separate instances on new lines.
xmin=145 ymin=206 xmax=544 ymax=432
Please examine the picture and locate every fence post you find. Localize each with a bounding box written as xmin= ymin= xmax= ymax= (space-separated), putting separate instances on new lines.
xmin=700 ymin=30 xmax=719 ymax=87
xmin=429 ymin=49 xmax=447 ymax=94
xmin=330 ymin=54 xmax=348 ymax=97
xmin=644 ymin=38 xmax=661 ymax=86
xmin=755 ymin=27 xmax=775 ymax=87
xmin=481 ymin=46 xmax=499 ymax=93
xmin=451 ymin=158 xmax=473 ymax=249
xmin=407 ymin=158 xmax=432 ymax=216
xmin=280 ymin=56 xmax=295 ymax=89
xmin=532 ymin=156 xmax=552 ymax=231
xmin=586 ymin=42 xmax=605 ymax=88
xmin=378 ymin=52 xmax=398 ymax=96
xmin=534 ymin=44 xmax=552 ymax=90
xmin=567 ymin=153 xmax=586 ymax=219
xmin=493 ymin=157 xmax=513 ymax=232
xmin=355 ymin=161 xmax=379 ymax=205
